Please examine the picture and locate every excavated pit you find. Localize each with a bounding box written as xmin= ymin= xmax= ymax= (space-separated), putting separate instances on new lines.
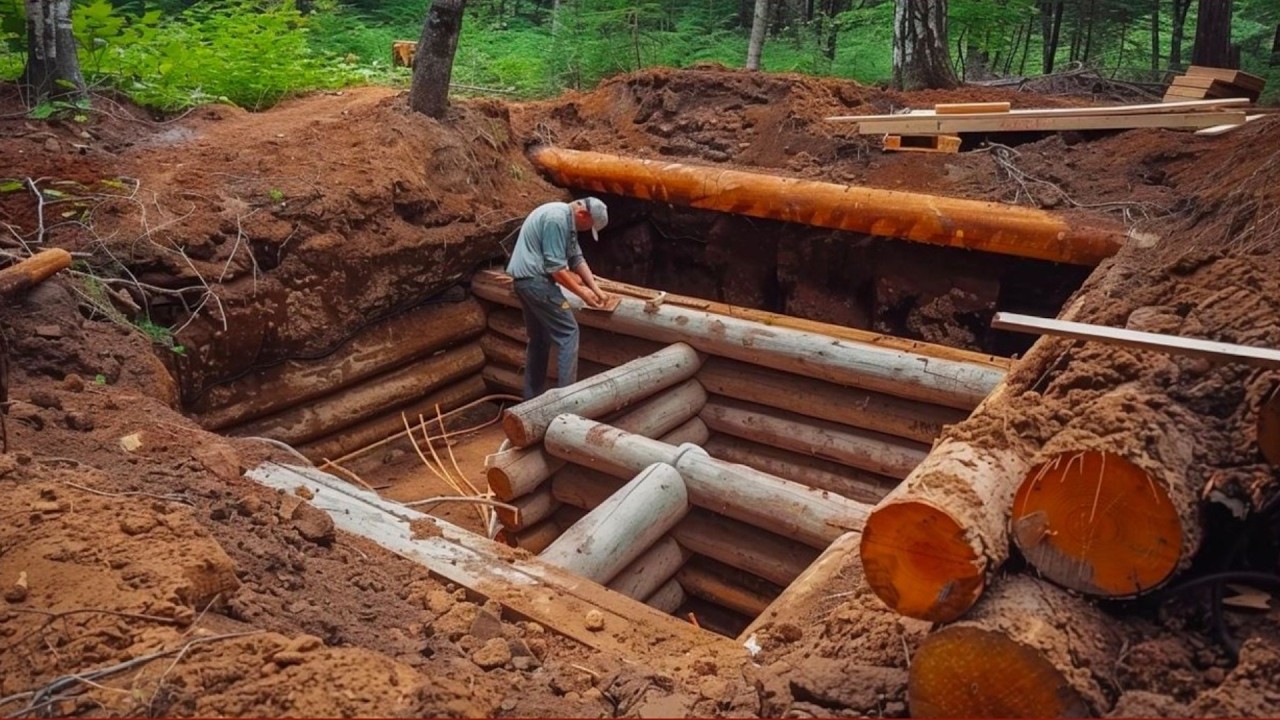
xmin=189 ymin=201 xmax=1089 ymax=641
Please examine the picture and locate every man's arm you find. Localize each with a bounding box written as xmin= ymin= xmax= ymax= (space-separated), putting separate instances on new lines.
xmin=572 ymin=260 xmax=607 ymax=302
xmin=551 ymin=267 xmax=602 ymax=306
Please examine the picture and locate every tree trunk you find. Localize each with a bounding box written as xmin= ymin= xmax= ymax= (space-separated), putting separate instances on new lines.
xmin=1083 ymin=0 xmax=1097 ymax=62
xmin=539 ymin=462 xmax=690 ymax=584
xmin=1169 ymin=0 xmax=1192 ymax=69
xmin=908 ymin=575 xmax=1122 ymax=717
xmin=746 ymin=0 xmax=770 ymax=69
xmin=1191 ymin=0 xmax=1234 ymax=69
xmin=527 ymin=147 xmax=1125 ymax=267
xmin=1150 ymin=0 xmax=1160 ymax=74
xmin=1010 ymin=387 xmax=1202 ymax=597
xmin=892 ymin=0 xmax=959 ymax=90
xmin=501 ymin=343 xmax=703 ymax=447
xmin=1040 ymin=0 xmax=1064 ymax=74
xmin=21 ymin=0 xmax=85 ymax=105
xmin=408 ymin=0 xmax=466 ymax=118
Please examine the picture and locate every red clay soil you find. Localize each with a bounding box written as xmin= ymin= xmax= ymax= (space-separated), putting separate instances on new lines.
xmin=3 ymin=66 xmax=1280 ymax=717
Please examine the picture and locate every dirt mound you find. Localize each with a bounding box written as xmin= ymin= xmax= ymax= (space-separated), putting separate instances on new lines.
xmin=4 ymin=66 xmax=1280 ymax=717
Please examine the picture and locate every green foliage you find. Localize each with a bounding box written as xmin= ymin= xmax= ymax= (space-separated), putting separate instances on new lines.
xmin=136 ymin=318 xmax=186 ymax=354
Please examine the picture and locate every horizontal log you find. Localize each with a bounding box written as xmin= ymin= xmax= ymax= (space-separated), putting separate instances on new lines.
xmin=539 ymin=462 xmax=690 ymax=584
xmin=909 ymin=575 xmax=1122 ymax=717
xmin=528 ymin=146 xmax=1124 ymax=266
xmin=232 ymin=343 xmax=484 ymax=446
xmin=545 ymin=415 xmax=868 ymax=548
xmin=703 ymin=435 xmax=895 ymax=504
xmin=502 ymin=343 xmax=704 ymax=447
xmin=658 ymin=416 xmax=710 ymax=446
xmin=0 ymin=248 xmax=72 ymax=298
xmin=676 ymin=557 xmax=781 ymax=618
xmin=485 ymin=378 xmax=707 ymax=501
xmin=481 ymin=359 xmax=609 ymax=396
xmin=701 ymin=396 xmax=929 ymax=480
xmin=511 ymin=517 xmax=561 ymax=554
xmin=699 ymin=357 xmax=965 ymax=444
xmin=551 ymin=464 xmax=818 ymax=587
xmin=194 ymin=299 xmax=485 ymax=429
xmin=607 ymin=536 xmax=690 ymax=601
xmin=496 ymin=484 xmax=558 ymax=531
xmin=474 ymin=271 xmax=1002 ymax=410
xmin=738 ymin=530 xmax=860 ymax=641
xmin=488 ymin=308 xmax=664 ymax=367
xmin=644 ymin=578 xmax=687 ymax=614
xmin=296 ymin=374 xmax=488 ymax=462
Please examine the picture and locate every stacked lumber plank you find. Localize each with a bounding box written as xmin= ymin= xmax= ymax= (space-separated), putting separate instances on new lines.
xmin=828 ymin=97 xmax=1253 ymax=149
xmin=1164 ymin=65 xmax=1267 ymax=102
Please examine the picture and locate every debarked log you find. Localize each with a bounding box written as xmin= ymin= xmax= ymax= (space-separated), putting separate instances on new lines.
xmin=1009 ymin=388 xmax=1202 ymax=598
xmin=485 ymin=378 xmax=707 ymax=501
xmin=703 ymin=434 xmax=896 ymax=504
xmin=700 ymin=396 xmax=929 ymax=480
xmin=698 ymin=357 xmax=966 ymax=445
xmin=908 ymin=575 xmax=1121 ymax=718
xmin=501 ymin=343 xmax=703 ymax=447
xmin=607 ymin=536 xmax=690 ymax=602
xmin=297 ymin=374 xmax=487 ymax=462
xmin=676 ymin=556 xmax=781 ymax=619
xmin=194 ymin=299 xmax=485 ymax=429
xmin=528 ymin=146 xmax=1124 ymax=266
xmin=473 ymin=271 xmax=1002 ymax=410
xmin=539 ymin=462 xmax=690 ymax=584
xmin=231 ymin=343 xmax=484 ymax=446
xmin=0 ymin=248 xmax=72 ymax=299
xmin=551 ymin=463 xmax=818 ymax=587
xmin=544 ymin=414 xmax=867 ymax=548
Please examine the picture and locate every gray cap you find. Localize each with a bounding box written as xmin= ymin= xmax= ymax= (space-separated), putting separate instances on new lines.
xmin=581 ymin=197 xmax=608 ymax=241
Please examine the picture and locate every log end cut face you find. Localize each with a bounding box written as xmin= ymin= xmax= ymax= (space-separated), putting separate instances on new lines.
xmin=859 ymin=501 xmax=985 ymax=623
xmin=1011 ymin=451 xmax=1182 ymax=597
xmin=908 ymin=625 xmax=1092 ymax=718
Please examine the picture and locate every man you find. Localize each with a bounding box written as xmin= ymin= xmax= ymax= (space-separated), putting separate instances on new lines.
xmin=505 ymin=196 xmax=610 ymax=400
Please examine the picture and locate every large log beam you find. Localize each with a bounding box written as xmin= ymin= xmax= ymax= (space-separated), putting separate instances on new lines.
xmin=539 ymin=462 xmax=690 ymax=584
xmin=701 ymin=396 xmax=929 ymax=480
xmin=528 ymin=146 xmax=1125 ymax=266
xmin=1010 ymin=388 xmax=1202 ymax=597
xmin=298 ymin=375 xmax=487 ymax=462
xmin=473 ymin=271 xmax=1002 ymax=410
xmin=545 ymin=414 xmax=867 ymax=548
xmin=606 ymin=536 xmax=690 ymax=601
xmin=644 ymin=578 xmax=687 ymax=614
xmin=551 ymin=464 xmax=818 ymax=586
xmin=676 ymin=557 xmax=782 ymax=619
xmin=230 ymin=343 xmax=485 ymax=445
xmin=501 ymin=343 xmax=703 ymax=447
xmin=908 ymin=575 xmax=1121 ymax=717
xmin=194 ymin=299 xmax=485 ymax=429
xmin=703 ymin=435 xmax=895 ymax=504
xmin=486 ymin=378 xmax=707 ymax=501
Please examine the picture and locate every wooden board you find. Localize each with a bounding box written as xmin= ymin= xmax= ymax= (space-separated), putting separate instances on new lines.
xmin=1170 ymin=75 xmax=1258 ymax=99
xmin=581 ymin=294 xmax=622 ymax=313
xmin=1163 ymin=87 xmax=1210 ymax=101
xmin=991 ymin=312 xmax=1280 ymax=369
xmin=826 ymin=97 xmax=1251 ymax=123
xmin=1185 ymin=65 xmax=1267 ymax=92
xmin=246 ymin=462 xmax=742 ymax=659
xmin=854 ymin=111 xmax=1247 ymax=136
xmin=935 ymin=102 xmax=1010 ymax=114
xmin=1194 ymin=114 xmax=1266 ymax=136
xmin=883 ymin=134 xmax=961 ymax=153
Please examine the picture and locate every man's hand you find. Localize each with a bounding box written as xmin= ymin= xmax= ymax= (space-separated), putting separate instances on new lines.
xmin=583 ymin=288 xmax=604 ymax=308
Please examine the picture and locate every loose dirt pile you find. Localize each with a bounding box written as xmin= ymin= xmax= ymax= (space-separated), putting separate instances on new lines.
xmin=3 ymin=66 xmax=1280 ymax=717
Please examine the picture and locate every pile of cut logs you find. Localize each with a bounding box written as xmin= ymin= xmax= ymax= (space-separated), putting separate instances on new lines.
xmin=473 ymin=269 xmax=1006 ymax=633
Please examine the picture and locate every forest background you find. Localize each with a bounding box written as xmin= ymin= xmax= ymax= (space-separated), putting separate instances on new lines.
xmin=1 ymin=0 xmax=1277 ymax=114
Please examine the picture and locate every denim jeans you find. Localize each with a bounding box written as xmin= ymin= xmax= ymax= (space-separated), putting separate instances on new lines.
xmin=513 ymin=276 xmax=580 ymax=400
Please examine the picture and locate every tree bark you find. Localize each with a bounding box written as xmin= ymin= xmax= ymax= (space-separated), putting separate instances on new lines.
xmin=1040 ymin=0 xmax=1064 ymax=74
xmin=746 ymin=0 xmax=770 ymax=69
xmin=1150 ymin=0 xmax=1160 ymax=74
xmin=539 ymin=463 xmax=690 ymax=584
xmin=21 ymin=0 xmax=85 ymax=105
xmin=892 ymin=0 xmax=959 ymax=90
xmin=908 ymin=575 xmax=1122 ymax=717
xmin=408 ymin=0 xmax=466 ymax=118
xmin=1191 ymin=0 xmax=1235 ymax=69
xmin=527 ymin=147 xmax=1124 ymax=266
xmin=1170 ymin=0 xmax=1193 ymax=70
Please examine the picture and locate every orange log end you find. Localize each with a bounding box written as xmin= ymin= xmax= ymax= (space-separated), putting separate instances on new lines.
xmin=1011 ymin=451 xmax=1182 ymax=597
xmin=909 ymin=626 xmax=1091 ymax=717
xmin=487 ymin=466 xmax=516 ymax=501
xmin=501 ymin=411 xmax=533 ymax=449
xmin=859 ymin=501 xmax=985 ymax=623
